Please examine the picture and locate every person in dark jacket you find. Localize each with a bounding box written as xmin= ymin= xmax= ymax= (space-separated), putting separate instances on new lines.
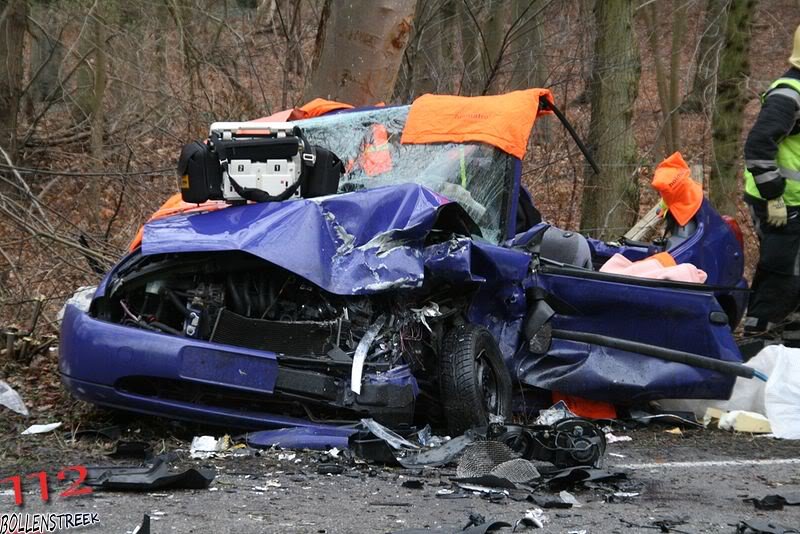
xmin=742 ymin=26 xmax=800 ymax=346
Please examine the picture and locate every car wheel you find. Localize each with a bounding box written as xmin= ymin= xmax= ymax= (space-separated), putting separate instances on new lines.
xmin=439 ymin=324 xmax=512 ymax=435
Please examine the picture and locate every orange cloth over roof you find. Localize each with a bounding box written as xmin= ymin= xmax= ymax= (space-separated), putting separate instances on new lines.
xmin=127 ymin=193 xmax=228 ymax=252
xmin=651 ymin=152 xmax=703 ymax=227
xmin=253 ymin=108 xmax=301 ymax=122
xmin=298 ymin=98 xmax=354 ymax=118
xmin=400 ymin=88 xmax=555 ymax=159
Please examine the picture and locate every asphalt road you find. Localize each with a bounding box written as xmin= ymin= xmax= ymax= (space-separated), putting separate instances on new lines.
xmin=4 ymin=427 xmax=800 ymax=533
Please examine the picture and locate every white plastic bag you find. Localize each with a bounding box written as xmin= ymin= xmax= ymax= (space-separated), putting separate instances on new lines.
xmin=0 ymin=380 xmax=28 ymax=416
xmin=658 ymin=346 xmax=780 ymax=418
xmin=764 ymin=345 xmax=800 ymax=439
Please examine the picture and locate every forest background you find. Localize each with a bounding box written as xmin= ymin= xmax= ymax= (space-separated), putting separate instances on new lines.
xmin=0 ymin=0 xmax=794 ymax=338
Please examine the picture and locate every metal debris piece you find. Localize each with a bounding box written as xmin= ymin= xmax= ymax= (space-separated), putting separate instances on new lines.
xmin=535 ymin=400 xmax=575 ymax=425
xmin=513 ymin=508 xmax=547 ymax=530
xmin=351 ymin=315 xmax=386 ymax=394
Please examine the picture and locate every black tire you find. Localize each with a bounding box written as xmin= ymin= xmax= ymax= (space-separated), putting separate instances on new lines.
xmin=439 ymin=324 xmax=513 ymax=435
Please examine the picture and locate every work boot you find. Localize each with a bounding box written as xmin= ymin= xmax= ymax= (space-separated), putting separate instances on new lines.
xmin=740 ymin=316 xmax=781 ymax=360
xmin=781 ymin=312 xmax=800 ymax=348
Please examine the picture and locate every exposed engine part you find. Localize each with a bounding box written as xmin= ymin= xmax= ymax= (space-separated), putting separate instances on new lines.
xmin=103 ymin=253 xmax=462 ymax=381
xmin=211 ymin=309 xmax=339 ymax=355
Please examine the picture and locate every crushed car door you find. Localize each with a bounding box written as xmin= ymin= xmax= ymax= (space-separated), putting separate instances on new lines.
xmin=516 ymin=264 xmax=744 ymax=403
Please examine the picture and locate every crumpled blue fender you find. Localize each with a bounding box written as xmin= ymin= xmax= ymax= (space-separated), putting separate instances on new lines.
xmin=143 ymin=184 xmax=456 ymax=295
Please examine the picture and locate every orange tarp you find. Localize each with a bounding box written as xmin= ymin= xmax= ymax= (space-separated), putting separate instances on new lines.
xmin=400 ymin=88 xmax=555 ymax=159
xmin=128 ymin=193 xmax=228 ymax=252
xmin=298 ymin=98 xmax=354 ymax=118
xmin=651 ymin=152 xmax=703 ymax=227
xmin=253 ymin=109 xmax=301 ymax=122
xmin=250 ymin=99 xmax=354 ymax=123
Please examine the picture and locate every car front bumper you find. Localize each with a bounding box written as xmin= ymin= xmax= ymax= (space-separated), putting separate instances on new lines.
xmin=59 ymin=305 xmax=417 ymax=430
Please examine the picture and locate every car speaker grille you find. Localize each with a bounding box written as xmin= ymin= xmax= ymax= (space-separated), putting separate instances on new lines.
xmin=210 ymin=309 xmax=338 ymax=356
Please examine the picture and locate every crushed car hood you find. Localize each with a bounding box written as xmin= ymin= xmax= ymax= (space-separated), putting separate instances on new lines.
xmin=142 ymin=183 xmax=493 ymax=295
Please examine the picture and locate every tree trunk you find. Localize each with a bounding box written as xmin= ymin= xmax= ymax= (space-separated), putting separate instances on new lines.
xmin=479 ymin=0 xmax=508 ymax=94
xmin=29 ymin=13 xmax=64 ymax=104
xmin=579 ymin=0 xmax=641 ymax=240
xmin=709 ymin=0 xmax=757 ymax=217
xmin=682 ymin=0 xmax=730 ymax=113
xmin=668 ymin=1 xmax=687 ymax=150
xmin=391 ymin=0 xmax=424 ymax=103
xmin=85 ymin=7 xmax=108 ymax=231
xmin=302 ymin=0 xmax=416 ymax=106
xmin=510 ymin=0 xmax=550 ymax=142
xmin=458 ymin=0 xmax=483 ymax=95
xmin=154 ymin=0 xmax=169 ymax=95
xmin=0 ymin=0 xmax=28 ymax=161
xmin=410 ymin=0 xmax=443 ymax=97
xmin=437 ymin=0 xmax=457 ymax=94
xmin=509 ymin=0 xmax=547 ymax=90
xmin=393 ymin=0 xmax=455 ymax=102
xmin=643 ymin=2 xmax=673 ymax=154
xmin=90 ymin=12 xmax=107 ymax=163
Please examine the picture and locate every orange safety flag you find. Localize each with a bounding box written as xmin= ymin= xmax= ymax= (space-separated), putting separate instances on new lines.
xmin=357 ymin=124 xmax=393 ymax=176
xmin=651 ymin=152 xmax=703 ymax=227
xmin=298 ymin=98 xmax=354 ymax=118
xmin=400 ymin=88 xmax=554 ymax=159
xmin=552 ymin=392 xmax=617 ymax=420
xmin=127 ymin=193 xmax=228 ymax=252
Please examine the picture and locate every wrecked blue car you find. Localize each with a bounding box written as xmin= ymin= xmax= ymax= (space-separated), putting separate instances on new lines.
xmin=60 ymin=90 xmax=750 ymax=434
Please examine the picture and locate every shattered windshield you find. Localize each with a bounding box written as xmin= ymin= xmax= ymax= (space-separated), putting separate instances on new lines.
xmin=299 ymin=107 xmax=513 ymax=244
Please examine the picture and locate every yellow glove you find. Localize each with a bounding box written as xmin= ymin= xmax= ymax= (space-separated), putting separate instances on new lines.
xmin=767 ymin=197 xmax=788 ymax=227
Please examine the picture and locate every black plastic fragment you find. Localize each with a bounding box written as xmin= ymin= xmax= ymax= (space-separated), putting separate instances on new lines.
xmin=106 ymin=441 xmax=153 ymax=460
xmin=544 ymin=466 xmax=627 ymax=491
xmin=464 ymin=513 xmax=486 ymax=529
xmin=401 ymin=479 xmax=424 ymax=489
xmin=132 ymin=514 xmax=150 ymax=534
xmin=736 ymin=519 xmax=800 ymax=534
xmin=317 ymin=464 xmax=345 ymax=475
xmin=68 ymin=426 xmax=123 ymax=441
xmin=745 ymin=493 xmax=800 ymax=510
xmin=393 ymin=515 xmax=510 ymax=534
xmin=84 ymin=457 xmax=215 ymax=491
